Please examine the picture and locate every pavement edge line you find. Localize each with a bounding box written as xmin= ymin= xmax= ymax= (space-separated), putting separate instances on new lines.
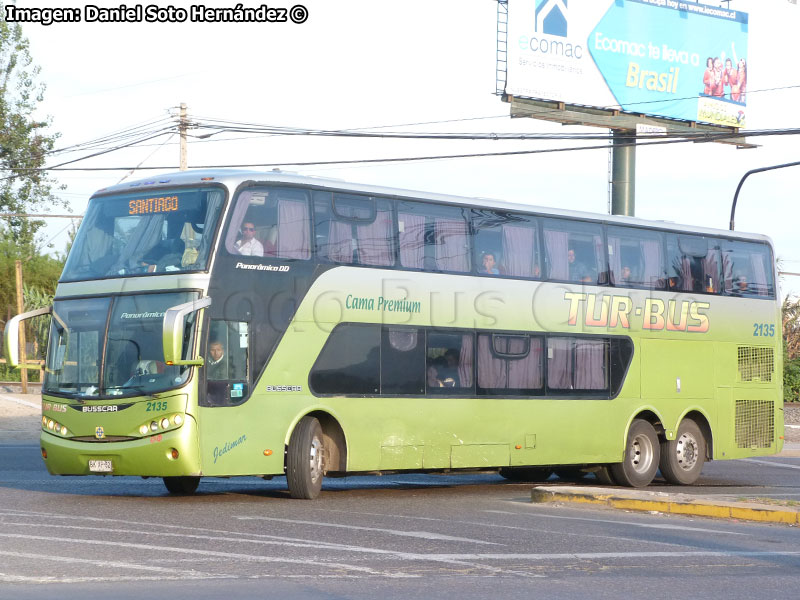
xmin=531 ymin=487 xmax=800 ymax=525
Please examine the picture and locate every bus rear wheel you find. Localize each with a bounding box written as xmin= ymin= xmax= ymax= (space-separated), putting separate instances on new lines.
xmin=163 ymin=476 xmax=200 ymax=495
xmin=498 ymin=467 xmax=553 ymax=482
xmin=610 ymin=419 xmax=660 ymax=488
xmin=659 ymin=418 xmax=706 ymax=485
xmin=286 ymin=416 xmax=324 ymax=499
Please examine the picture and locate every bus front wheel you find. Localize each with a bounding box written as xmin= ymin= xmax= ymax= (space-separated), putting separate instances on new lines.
xmin=659 ymin=418 xmax=706 ymax=485
xmin=163 ymin=476 xmax=200 ymax=495
xmin=611 ymin=419 xmax=660 ymax=488
xmin=286 ymin=416 xmax=324 ymax=499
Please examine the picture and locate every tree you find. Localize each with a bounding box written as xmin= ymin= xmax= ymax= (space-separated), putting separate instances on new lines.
xmin=783 ymin=296 xmax=800 ymax=402
xmin=784 ymin=296 xmax=800 ymax=360
xmin=0 ymin=230 xmax=63 ymax=320
xmin=0 ymin=7 xmax=65 ymax=245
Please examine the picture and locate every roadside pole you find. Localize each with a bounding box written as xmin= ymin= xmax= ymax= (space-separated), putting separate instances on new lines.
xmin=15 ymin=260 xmax=27 ymax=394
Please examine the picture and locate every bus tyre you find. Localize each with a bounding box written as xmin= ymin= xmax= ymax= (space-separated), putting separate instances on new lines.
xmin=610 ymin=419 xmax=660 ymax=488
xmin=163 ymin=476 xmax=200 ymax=495
xmin=498 ymin=467 xmax=552 ymax=482
xmin=287 ymin=416 xmax=324 ymax=499
xmin=659 ymin=418 xmax=706 ymax=485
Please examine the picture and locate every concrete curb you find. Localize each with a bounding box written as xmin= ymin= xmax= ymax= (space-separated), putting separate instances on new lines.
xmin=531 ymin=485 xmax=800 ymax=525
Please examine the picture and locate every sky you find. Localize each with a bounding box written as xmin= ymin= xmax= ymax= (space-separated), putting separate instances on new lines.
xmin=9 ymin=0 xmax=800 ymax=298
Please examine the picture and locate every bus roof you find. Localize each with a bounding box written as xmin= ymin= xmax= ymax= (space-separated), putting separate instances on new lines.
xmin=93 ymin=169 xmax=773 ymax=245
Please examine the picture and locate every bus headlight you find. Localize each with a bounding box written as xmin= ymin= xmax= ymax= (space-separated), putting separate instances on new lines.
xmin=160 ymin=418 xmax=170 ymax=429
xmin=139 ymin=424 xmax=149 ymax=435
xmin=150 ymin=421 xmax=158 ymax=432
xmin=173 ymin=414 xmax=183 ymax=426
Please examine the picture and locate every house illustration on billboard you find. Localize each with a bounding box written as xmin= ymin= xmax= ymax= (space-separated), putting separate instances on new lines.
xmin=535 ymin=0 xmax=568 ymax=37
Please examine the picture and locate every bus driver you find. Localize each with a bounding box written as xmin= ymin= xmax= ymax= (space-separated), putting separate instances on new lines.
xmin=235 ymin=222 xmax=264 ymax=256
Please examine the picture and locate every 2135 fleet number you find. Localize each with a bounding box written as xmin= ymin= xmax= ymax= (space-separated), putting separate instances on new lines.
xmin=753 ymin=323 xmax=776 ymax=337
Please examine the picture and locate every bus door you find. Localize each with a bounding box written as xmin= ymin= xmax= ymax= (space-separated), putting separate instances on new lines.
xmin=201 ymin=319 xmax=251 ymax=407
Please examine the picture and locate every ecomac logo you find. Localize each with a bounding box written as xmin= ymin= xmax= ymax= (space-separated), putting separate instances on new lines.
xmin=535 ymin=0 xmax=568 ymax=38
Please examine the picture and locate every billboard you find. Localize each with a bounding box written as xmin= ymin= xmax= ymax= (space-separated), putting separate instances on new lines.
xmin=505 ymin=0 xmax=749 ymax=128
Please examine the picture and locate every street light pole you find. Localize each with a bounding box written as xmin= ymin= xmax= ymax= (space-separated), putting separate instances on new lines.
xmin=729 ymin=160 xmax=800 ymax=230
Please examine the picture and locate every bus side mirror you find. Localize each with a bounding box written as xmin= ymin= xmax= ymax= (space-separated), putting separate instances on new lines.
xmin=3 ymin=307 xmax=52 ymax=370
xmin=162 ymin=297 xmax=212 ymax=366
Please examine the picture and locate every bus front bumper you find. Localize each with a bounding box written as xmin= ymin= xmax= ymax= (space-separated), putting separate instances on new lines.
xmin=40 ymin=415 xmax=201 ymax=477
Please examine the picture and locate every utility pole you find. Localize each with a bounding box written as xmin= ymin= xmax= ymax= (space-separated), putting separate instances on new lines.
xmin=179 ymin=102 xmax=188 ymax=171
xmin=15 ymin=260 xmax=27 ymax=394
xmin=610 ymin=130 xmax=635 ymax=216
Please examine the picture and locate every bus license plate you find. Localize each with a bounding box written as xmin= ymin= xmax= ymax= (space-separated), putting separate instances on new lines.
xmin=88 ymin=460 xmax=113 ymax=473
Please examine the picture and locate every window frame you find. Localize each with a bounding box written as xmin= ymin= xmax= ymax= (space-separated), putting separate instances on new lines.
xmin=224 ymin=185 xmax=313 ymax=261
xmin=607 ymin=224 xmax=667 ymax=290
xmin=309 ymin=322 xmax=633 ymax=401
xmin=396 ymin=200 xmax=472 ymax=274
xmin=541 ymin=217 xmax=608 ymax=286
xmin=471 ymin=209 xmax=542 ymax=280
xmin=664 ymin=233 xmax=723 ymax=295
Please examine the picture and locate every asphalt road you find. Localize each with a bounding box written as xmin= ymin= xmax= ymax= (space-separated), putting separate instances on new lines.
xmin=1 ymin=442 xmax=800 ymax=600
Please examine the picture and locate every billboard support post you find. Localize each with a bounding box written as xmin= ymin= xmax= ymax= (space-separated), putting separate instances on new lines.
xmin=611 ymin=130 xmax=635 ymax=217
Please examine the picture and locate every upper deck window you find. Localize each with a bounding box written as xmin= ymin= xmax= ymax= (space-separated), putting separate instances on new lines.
xmin=607 ymin=226 xmax=665 ymax=289
xmin=314 ymin=192 xmax=395 ymax=266
xmin=224 ymin=187 xmax=311 ymax=260
xmin=62 ymin=187 xmax=224 ymax=281
xmin=721 ymin=239 xmax=775 ymax=298
xmin=543 ymin=218 xmax=606 ymax=285
xmin=472 ymin=210 xmax=541 ymax=278
xmin=665 ymin=234 xmax=721 ymax=294
xmin=397 ymin=201 xmax=470 ymax=273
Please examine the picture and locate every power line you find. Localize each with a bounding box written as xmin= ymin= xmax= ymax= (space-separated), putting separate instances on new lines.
xmin=40 ymin=133 xmax=770 ymax=172
xmin=48 ymin=117 xmax=174 ymax=156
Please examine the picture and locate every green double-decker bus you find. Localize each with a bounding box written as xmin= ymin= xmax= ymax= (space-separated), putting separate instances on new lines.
xmin=5 ymin=170 xmax=783 ymax=498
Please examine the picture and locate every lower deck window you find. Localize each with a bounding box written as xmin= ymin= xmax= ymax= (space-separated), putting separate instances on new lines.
xmin=477 ymin=334 xmax=543 ymax=395
xmin=310 ymin=324 xmax=633 ymax=399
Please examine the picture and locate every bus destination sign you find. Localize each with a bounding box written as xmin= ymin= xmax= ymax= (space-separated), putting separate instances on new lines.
xmin=129 ymin=195 xmax=179 ymax=215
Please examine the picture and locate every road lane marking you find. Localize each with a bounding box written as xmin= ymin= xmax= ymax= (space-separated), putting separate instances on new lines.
xmin=0 ymin=394 xmax=39 ymax=409
xmin=742 ymin=458 xmax=800 ymax=471
xmin=307 ymin=507 xmax=728 ymax=546
xmin=413 ymin=551 xmax=800 ymax=560
xmin=0 ymin=518 xmax=524 ymax=577
xmin=0 ymin=574 xmax=233 ymax=584
xmin=0 ymin=532 xmax=410 ymax=579
xmin=0 ymin=515 xmax=537 ymax=578
xmin=235 ymin=516 xmax=501 ymax=545
xmin=484 ymin=509 xmax=750 ymax=536
xmin=0 ymin=550 xmax=206 ymax=576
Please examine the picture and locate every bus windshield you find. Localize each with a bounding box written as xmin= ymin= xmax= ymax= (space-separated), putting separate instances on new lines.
xmin=44 ymin=291 xmax=199 ymax=398
xmin=61 ymin=187 xmax=224 ymax=281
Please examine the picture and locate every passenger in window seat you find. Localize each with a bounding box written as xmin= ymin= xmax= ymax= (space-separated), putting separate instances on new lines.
xmin=568 ymin=248 xmax=592 ymax=283
xmin=481 ymin=252 xmax=500 ymax=275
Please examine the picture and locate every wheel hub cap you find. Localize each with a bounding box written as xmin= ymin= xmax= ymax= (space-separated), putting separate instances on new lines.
xmin=675 ymin=432 xmax=699 ymax=471
xmin=309 ymin=438 xmax=323 ymax=481
xmin=631 ymin=434 xmax=654 ymax=474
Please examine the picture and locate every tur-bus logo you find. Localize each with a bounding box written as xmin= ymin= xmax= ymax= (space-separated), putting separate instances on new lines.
xmin=535 ymin=0 xmax=569 ymax=37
